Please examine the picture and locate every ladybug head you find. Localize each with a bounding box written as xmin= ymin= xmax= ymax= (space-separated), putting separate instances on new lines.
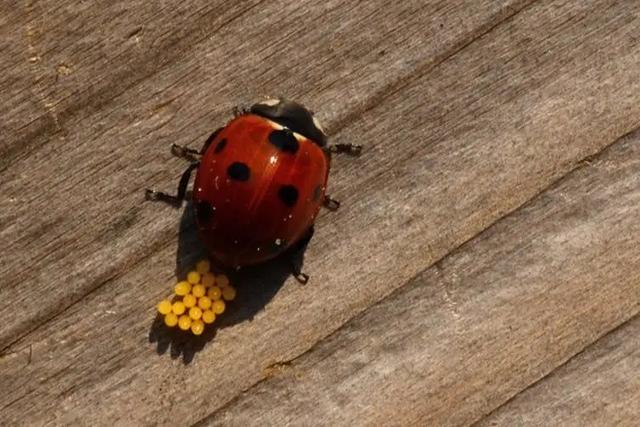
xmin=250 ymin=98 xmax=327 ymax=147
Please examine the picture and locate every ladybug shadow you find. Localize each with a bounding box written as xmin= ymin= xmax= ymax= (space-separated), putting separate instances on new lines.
xmin=148 ymin=199 xmax=311 ymax=364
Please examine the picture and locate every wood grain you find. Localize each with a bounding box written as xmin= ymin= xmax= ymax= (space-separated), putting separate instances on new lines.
xmin=0 ymin=0 xmax=531 ymax=350
xmin=1 ymin=0 xmax=639 ymax=425
xmin=1 ymin=0 xmax=264 ymax=167
xmin=0 ymin=2 xmax=49 ymax=153
xmin=478 ymin=314 xmax=640 ymax=426
xmin=207 ymin=129 xmax=640 ymax=426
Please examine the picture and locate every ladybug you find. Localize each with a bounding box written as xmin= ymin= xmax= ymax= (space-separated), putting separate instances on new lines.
xmin=146 ymin=98 xmax=361 ymax=282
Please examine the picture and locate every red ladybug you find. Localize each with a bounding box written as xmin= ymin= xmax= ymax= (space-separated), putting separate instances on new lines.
xmin=146 ymin=99 xmax=361 ymax=282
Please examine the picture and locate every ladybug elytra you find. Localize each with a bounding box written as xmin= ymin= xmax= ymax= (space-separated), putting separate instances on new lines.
xmin=146 ymin=98 xmax=361 ymax=282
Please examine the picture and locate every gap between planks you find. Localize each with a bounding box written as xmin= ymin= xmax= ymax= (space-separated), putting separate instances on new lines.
xmin=473 ymin=310 xmax=640 ymax=426
xmin=328 ymin=0 xmax=537 ymax=138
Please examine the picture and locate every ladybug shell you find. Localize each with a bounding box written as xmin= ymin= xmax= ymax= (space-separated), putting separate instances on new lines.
xmin=192 ymin=114 xmax=329 ymax=268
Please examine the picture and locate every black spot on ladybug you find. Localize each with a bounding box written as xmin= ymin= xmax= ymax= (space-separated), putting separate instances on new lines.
xmin=214 ymin=138 xmax=227 ymax=154
xmin=312 ymin=185 xmax=322 ymax=201
xmin=269 ymin=129 xmax=299 ymax=154
xmin=195 ymin=200 xmax=214 ymax=225
xmin=278 ymin=185 xmax=299 ymax=207
xmin=227 ymin=162 xmax=250 ymax=181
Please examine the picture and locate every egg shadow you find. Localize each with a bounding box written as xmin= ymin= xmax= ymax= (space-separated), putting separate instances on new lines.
xmin=148 ymin=199 xmax=312 ymax=364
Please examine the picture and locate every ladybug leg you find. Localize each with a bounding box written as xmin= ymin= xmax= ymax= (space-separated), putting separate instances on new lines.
xmin=145 ymin=162 xmax=199 ymax=207
xmin=289 ymin=227 xmax=314 ymax=284
xmin=326 ymin=143 xmax=363 ymax=156
xmin=171 ymin=128 xmax=223 ymax=161
xmin=170 ymin=144 xmax=200 ymax=161
xmin=292 ymin=270 xmax=309 ymax=285
xmin=232 ymin=105 xmax=250 ymax=117
xmin=323 ymin=195 xmax=341 ymax=211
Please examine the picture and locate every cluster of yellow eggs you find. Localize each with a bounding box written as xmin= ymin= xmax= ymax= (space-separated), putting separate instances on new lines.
xmin=156 ymin=259 xmax=236 ymax=335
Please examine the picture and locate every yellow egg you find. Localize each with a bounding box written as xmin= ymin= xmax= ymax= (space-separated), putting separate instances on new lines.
xmin=216 ymin=274 xmax=229 ymax=288
xmin=171 ymin=301 xmax=186 ymax=315
xmin=183 ymin=294 xmax=196 ymax=308
xmin=178 ymin=315 xmax=191 ymax=331
xmin=202 ymin=272 xmax=216 ymax=287
xmin=222 ymin=286 xmax=236 ymax=301
xmin=207 ymin=286 xmax=222 ymax=301
xmin=189 ymin=306 xmax=203 ymax=320
xmin=202 ymin=310 xmax=216 ymax=324
xmin=211 ymin=299 xmax=226 ymax=315
xmin=174 ymin=281 xmax=191 ymax=296
xmin=191 ymin=319 xmax=205 ymax=336
xmin=157 ymin=299 xmax=172 ymax=315
xmin=164 ymin=313 xmax=178 ymax=327
xmin=196 ymin=259 xmax=210 ymax=275
xmin=192 ymin=284 xmax=206 ymax=298
xmin=198 ymin=296 xmax=212 ymax=310
xmin=187 ymin=271 xmax=201 ymax=285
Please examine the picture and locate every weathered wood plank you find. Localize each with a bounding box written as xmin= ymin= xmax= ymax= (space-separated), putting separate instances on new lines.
xmin=478 ymin=315 xmax=640 ymax=426
xmin=0 ymin=0 xmax=264 ymax=166
xmin=207 ymin=130 xmax=640 ymax=426
xmin=0 ymin=0 xmax=531 ymax=350
xmin=2 ymin=0 xmax=640 ymax=425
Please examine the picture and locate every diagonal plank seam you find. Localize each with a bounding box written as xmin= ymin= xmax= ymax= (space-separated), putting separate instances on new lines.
xmin=0 ymin=229 xmax=177 ymax=355
xmin=327 ymin=0 xmax=539 ymax=137
xmin=0 ymin=0 xmax=540 ymax=352
xmin=471 ymin=311 xmax=640 ymax=426
xmin=195 ymin=124 xmax=640 ymax=424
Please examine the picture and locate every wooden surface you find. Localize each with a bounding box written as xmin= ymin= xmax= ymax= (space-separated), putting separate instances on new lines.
xmin=479 ymin=313 xmax=640 ymax=426
xmin=208 ymin=131 xmax=640 ymax=426
xmin=1 ymin=0 xmax=639 ymax=425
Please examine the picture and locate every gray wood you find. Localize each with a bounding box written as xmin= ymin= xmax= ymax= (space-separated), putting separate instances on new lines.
xmin=207 ymin=130 xmax=640 ymax=426
xmin=1 ymin=0 xmax=640 ymax=425
xmin=478 ymin=315 xmax=640 ymax=426
xmin=0 ymin=0 xmax=531 ymax=350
